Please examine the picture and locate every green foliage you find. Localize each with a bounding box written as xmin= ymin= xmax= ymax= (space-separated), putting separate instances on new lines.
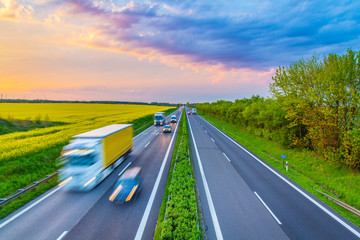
xmin=270 ymin=49 xmax=360 ymax=167
xmin=159 ymin=111 xmax=201 ymax=240
xmin=196 ymin=96 xmax=292 ymax=147
xmin=197 ymin=50 xmax=360 ymax=169
xmin=341 ymin=127 xmax=360 ymax=169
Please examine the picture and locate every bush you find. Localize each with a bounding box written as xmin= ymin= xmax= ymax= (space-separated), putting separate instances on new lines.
xmin=160 ymin=112 xmax=201 ymax=240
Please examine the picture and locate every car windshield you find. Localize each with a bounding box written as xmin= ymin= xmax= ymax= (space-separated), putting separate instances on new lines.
xmin=165 ymin=126 xmax=170 ymax=129
xmin=116 ymin=178 xmax=136 ymax=188
xmin=68 ymin=155 xmax=96 ymax=166
xmin=155 ymin=116 xmax=163 ymax=120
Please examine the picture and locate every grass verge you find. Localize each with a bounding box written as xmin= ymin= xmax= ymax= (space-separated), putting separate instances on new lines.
xmin=200 ymin=113 xmax=360 ymax=228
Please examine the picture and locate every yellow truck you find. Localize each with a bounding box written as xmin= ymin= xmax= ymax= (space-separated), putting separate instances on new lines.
xmin=58 ymin=124 xmax=133 ymax=191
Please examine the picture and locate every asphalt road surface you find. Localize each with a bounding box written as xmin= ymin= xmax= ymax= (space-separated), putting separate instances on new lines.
xmin=187 ymin=109 xmax=360 ymax=240
xmin=0 ymin=109 xmax=182 ymax=240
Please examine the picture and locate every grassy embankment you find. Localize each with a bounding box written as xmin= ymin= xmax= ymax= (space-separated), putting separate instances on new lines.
xmin=200 ymin=113 xmax=360 ymax=228
xmin=0 ymin=103 xmax=175 ymax=219
xmin=154 ymin=110 xmax=202 ymax=240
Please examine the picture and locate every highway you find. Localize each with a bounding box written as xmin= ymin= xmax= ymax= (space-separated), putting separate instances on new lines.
xmin=0 ymin=109 xmax=182 ymax=240
xmin=187 ymin=109 xmax=360 ymax=240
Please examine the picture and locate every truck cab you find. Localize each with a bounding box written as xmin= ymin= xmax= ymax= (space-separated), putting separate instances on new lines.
xmin=154 ymin=112 xmax=165 ymax=126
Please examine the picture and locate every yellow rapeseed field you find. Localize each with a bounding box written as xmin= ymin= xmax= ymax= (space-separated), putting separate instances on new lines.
xmin=0 ymin=103 xmax=174 ymax=198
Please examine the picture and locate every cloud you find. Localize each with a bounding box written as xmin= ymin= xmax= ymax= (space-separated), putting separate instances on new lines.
xmin=0 ymin=0 xmax=34 ymax=20
xmin=55 ymin=0 xmax=360 ymax=71
xmin=2 ymin=0 xmax=360 ymax=103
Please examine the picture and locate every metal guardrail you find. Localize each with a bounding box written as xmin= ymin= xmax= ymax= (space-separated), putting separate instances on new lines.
xmin=314 ymin=188 xmax=360 ymax=217
xmin=134 ymin=121 xmax=153 ymax=133
xmin=0 ymin=171 xmax=59 ymax=207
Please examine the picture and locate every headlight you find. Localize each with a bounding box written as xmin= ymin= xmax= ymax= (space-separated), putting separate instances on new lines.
xmin=84 ymin=176 xmax=96 ymax=187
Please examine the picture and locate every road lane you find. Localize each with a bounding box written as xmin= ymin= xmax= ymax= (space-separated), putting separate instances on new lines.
xmin=63 ymin=131 xmax=173 ymax=240
xmin=0 ymin=109 xmax=182 ymax=240
xmin=190 ymin=112 xmax=360 ymax=240
xmin=187 ymin=111 xmax=288 ymax=240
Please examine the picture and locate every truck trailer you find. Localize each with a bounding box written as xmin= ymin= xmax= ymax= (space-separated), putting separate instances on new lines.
xmin=58 ymin=124 xmax=133 ymax=191
xmin=154 ymin=112 xmax=166 ymax=126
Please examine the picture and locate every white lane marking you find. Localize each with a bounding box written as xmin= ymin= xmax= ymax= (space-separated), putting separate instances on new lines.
xmin=223 ymin=152 xmax=231 ymax=162
xmin=0 ymin=186 xmax=63 ymax=228
xmin=134 ymin=110 xmax=182 ymax=240
xmin=205 ymin=130 xmax=207 ymax=133
xmin=156 ymin=132 xmax=159 ymax=136
xmin=199 ymin=116 xmax=360 ymax=238
xmin=187 ymin=115 xmax=224 ymax=240
xmin=56 ymin=231 xmax=68 ymax=240
xmin=211 ymin=138 xmax=215 ymax=142
xmin=254 ymin=192 xmax=282 ymax=225
xmin=144 ymin=141 xmax=151 ymax=148
xmin=118 ymin=162 xmax=132 ymax=176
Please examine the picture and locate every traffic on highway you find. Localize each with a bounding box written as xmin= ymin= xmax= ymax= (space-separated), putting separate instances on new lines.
xmin=1 ymin=107 xmax=360 ymax=240
xmin=0 ymin=109 xmax=183 ymax=240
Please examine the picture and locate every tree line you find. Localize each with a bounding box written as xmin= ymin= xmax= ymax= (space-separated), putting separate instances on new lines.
xmin=196 ymin=49 xmax=360 ymax=169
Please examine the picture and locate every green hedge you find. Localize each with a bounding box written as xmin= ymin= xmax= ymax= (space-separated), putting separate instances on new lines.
xmin=160 ymin=111 xmax=201 ymax=240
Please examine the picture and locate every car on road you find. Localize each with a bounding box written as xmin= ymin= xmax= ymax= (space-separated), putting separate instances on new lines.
xmin=187 ymin=112 xmax=191 ymax=115
xmin=170 ymin=115 xmax=177 ymax=123
xmin=109 ymin=167 xmax=142 ymax=204
xmin=163 ymin=125 xmax=171 ymax=133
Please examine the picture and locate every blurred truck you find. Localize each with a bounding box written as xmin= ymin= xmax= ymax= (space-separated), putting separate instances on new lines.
xmin=154 ymin=112 xmax=166 ymax=126
xmin=192 ymin=109 xmax=197 ymax=114
xmin=58 ymin=124 xmax=133 ymax=191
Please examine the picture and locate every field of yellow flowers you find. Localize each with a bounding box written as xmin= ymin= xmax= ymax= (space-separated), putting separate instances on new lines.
xmin=0 ymin=103 xmax=174 ymax=199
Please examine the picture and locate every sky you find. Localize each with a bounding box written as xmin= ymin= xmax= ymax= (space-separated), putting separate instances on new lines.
xmin=0 ymin=0 xmax=360 ymax=103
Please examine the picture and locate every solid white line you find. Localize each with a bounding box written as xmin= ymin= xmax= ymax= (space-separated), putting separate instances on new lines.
xmin=0 ymin=186 xmax=63 ymax=228
xmin=118 ymin=162 xmax=132 ymax=176
xmin=205 ymin=130 xmax=207 ymax=133
xmin=223 ymin=152 xmax=231 ymax=162
xmin=187 ymin=115 xmax=224 ymax=240
xmin=199 ymin=116 xmax=360 ymax=238
xmin=254 ymin=192 xmax=282 ymax=225
xmin=134 ymin=110 xmax=182 ymax=240
xmin=144 ymin=141 xmax=151 ymax=148
xmin=56 ymin=231 xmax=68 ymax=240
xmin=211 ymin=138 xmax=215 ymax=142
xmin=156 ymin=132 xmax=159 ymax=136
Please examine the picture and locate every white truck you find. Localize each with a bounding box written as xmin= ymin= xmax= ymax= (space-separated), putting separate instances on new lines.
xmin=154 ymin=112 xmax=166 ymax=126
xmin=192 ymin=108 xmax=197 ymax=114
xmin=58 ymin=124 xmax=133 ymax=191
